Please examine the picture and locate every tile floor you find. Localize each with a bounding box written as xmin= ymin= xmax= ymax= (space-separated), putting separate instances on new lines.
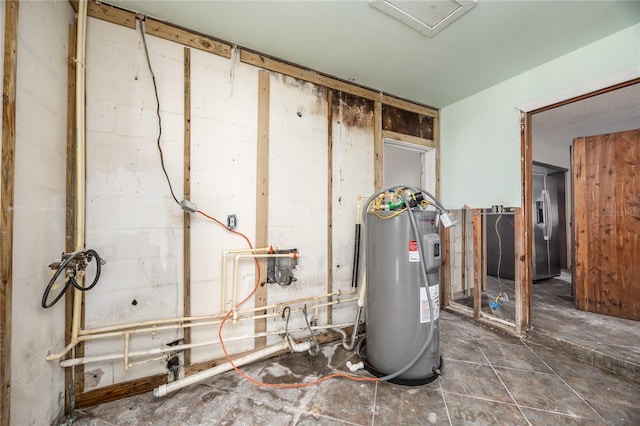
xmin=71 ymin=311 xmax=640 ymax=425
xmin=452 ymin=270 xmax=640 ymax=384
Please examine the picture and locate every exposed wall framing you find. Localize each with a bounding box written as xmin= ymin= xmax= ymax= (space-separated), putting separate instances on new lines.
xmin=0 ymin=2 xmax=18 ymax=424
xmin=85 ymin=1 xmax=437 ymax=118
xmin=64 ymin=23 xmax=77 ymax=415
xmin=254 ymin=70 xmax=270 ymax=349
xmin=373 ymin=101 xmax=383 ymax=191
xmin=472 ymin=210 xmax=483 ymax=319
xmin=59 ymin=0 xmax=442 ymax=406
xmin=182 ymin=47 xmax=192 ymax=366
xmin=326 ymin=90 xmax=334 ymax=325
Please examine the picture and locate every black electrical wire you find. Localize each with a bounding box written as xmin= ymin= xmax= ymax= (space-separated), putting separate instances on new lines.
xmin=139 ymin=19 xmax=180 ymax=206
xmin=42 ymin=249 xmax=104 ymax=309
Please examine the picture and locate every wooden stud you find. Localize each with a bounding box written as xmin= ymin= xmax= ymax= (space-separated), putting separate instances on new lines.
xmin=513 ymin=208 xmax=525 ymax=334
xmin=461 ymin=208 xmax=467 ymax=296
xmin=183 ymin=47 xmax=192 ymax=366
xmin=472 ymin=210 xmax=482 ymax=319
xmin=327 ymin=90 xmax=334 ymax=325
xmin=145 ymin=18 xmax=231 ymax=58
xmin=373 ymin=101 xmax=383 ymax=191
xmin=87 ymin=0 xmax=136 ymax=29
xmin=434 ymin=117 xmax=441 ymax=199
xmin=481 ymin=210 xmax=487 ymax=292
xmin=64 ymin=23 xmax=77 ymax=415
xmin=518 ymin=112 xmax=533 ymax=333
xmin=0 ymin=2 xmax=18 ymax=424
xmin=254 ymin=70 xmax=270 ymax=349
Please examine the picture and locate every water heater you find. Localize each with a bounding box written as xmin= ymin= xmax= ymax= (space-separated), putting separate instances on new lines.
xmin=361 ymin=189 xmax=444 ymax=385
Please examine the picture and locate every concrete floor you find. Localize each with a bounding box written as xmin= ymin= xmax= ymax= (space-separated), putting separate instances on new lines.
xmin=71 ymin=310 xmax=640 ymax=425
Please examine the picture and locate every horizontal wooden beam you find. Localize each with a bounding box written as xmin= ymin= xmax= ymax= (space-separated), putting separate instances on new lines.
xmin=75 ymin=374 xmax=167 ymax=408
xmin=87 ymin=1 xmax=136 ymax=29
xmin=381 ymin=94 xmax=437 ymax=118
xmin=241 ymin=50 xmax=438 ymax=118
xmin=382 ymin=130 xmax=435 ymax=148
xmin=145 ymin=18 xmax=232 ymax=58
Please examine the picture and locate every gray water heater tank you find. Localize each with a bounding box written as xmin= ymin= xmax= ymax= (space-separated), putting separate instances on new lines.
xmin=364 ymin=209 xmax=442 ymax=385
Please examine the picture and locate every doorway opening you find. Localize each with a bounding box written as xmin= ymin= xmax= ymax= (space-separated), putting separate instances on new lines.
xmin=522 ymin=79 xmax=640 ymax=383
xmin=383 ymin=138 xmax=436 ymax=193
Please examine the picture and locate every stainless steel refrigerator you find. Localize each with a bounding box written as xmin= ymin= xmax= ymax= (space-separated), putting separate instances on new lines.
xmin=532 ymin=173 xmax=561 ymax=281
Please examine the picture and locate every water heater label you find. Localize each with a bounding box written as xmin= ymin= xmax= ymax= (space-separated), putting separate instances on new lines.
xmin=409 ymin=240 xmax=420 ymax=262
xmin=420 ymin=286 xmax=440 ymax=323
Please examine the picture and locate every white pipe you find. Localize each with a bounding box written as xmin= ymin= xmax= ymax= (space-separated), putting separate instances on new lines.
xmin=124 ymin=332 xmax=130 ymax=371
xmin=232 ymin=253 xmax=298 ymax=322
xmin=71 ymin=0 xmax=89 ymax=343
xmin=154 ymin=340 xmax=290 ymax=397
xmin=47 ymin=288 xmax=355 ymax=361
xmin=287 ymin=339 xmax=311 ymax=353
xmin=60 ymin=322 xmax=356 ymax=368
xmin=221 ymin=247 xmax=272 ymax=312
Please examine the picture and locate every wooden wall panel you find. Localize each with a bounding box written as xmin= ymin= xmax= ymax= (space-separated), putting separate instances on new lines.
xmin=573 ymin=129 xmax=640 ymax=320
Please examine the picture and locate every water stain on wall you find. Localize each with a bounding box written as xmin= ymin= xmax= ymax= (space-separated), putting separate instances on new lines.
xmin=383 ymin=105 xmax=434 ymax=140
xmin=273 ymin=72 xmax=329 ymax=116
xmin=333 ymin=92 xmax=374 ymax=129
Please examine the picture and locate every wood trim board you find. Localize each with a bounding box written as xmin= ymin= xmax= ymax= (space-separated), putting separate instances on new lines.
xmin=254 ymin=70 xmax=270 ymax=349
xmin=0 ymin=2 xmax=18 ymax=424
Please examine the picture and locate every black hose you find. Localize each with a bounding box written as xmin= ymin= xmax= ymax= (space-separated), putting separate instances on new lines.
xmin=42 ymin=249 xmax=104 ymax=309
xmin=351 ymin=224 xmax=361 ymax=288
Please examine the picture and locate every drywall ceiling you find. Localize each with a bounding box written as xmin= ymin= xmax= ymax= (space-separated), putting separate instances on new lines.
xmin=105 ymin=0 xmax=639 ymax=109
xmin=532 ymin=83 xmax=640 ymax=151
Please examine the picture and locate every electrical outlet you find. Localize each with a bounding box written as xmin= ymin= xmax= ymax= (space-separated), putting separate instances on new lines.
xmin=227 ymin=214 xmax=237 ymax=230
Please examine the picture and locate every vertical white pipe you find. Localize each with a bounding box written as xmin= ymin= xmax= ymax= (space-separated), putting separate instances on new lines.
xmin=71 ymin=0 xmax=88 ymax=341
xmin=221 ymin=247 xmax=271 ymax=313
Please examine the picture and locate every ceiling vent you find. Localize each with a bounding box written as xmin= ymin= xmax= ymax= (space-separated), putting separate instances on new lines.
xmin=370 ymin=0 xmax=478 ymax=38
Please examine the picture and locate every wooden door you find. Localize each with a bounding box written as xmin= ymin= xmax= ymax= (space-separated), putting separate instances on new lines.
xmin=573 ymin=129 xmax=640 ymax=320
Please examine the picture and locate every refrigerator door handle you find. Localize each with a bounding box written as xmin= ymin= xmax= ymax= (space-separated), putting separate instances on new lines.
xmin=543 ymin=189 xmax=552 ymax=241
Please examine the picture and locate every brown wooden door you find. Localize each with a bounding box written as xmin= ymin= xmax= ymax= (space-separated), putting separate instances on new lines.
xmin=573 ymin=129 xmax=640 ymax=321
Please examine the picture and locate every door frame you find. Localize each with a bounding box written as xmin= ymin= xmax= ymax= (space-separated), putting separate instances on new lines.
xmin=383 ymin=138 xmax=437 ymax=194
xmin=521 ymin=77 xmax=640 ymax=332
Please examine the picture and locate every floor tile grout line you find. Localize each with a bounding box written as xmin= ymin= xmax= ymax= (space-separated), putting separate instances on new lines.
xmin=489 ymin=364 xmax=557 ymax=376
xmin=441 ymin=390 xmax=523 ymax=406
xmin=370 ymin=380 xmax=378 ymax=426
xmin=515 ymin=402 xmax=609 ymax=422
xmin=443 ymin=358 xmax=491 ymax=367
xmin=475 ymin=341 xmax=533 ymax=426
xmin=438 ymin=376 xmax=453 ymax=425
xmin=521 ymin=340 xmax=608 ymax=424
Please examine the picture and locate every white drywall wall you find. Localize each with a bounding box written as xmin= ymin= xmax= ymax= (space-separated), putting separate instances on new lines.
xmin=188 ymin=46 xmax=259 ymax=362
xmin=331 ymin=93 xmax=375 ymax=324
xmin=11 ymin=1 xmax=74 ymax=424
xmin=84 ymin=17 xmax=186 ymax=387
xmin=441 ymin=23 xmax=640 ymax=209
xmin=72 ymin=15 xmax=376 ymax=389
